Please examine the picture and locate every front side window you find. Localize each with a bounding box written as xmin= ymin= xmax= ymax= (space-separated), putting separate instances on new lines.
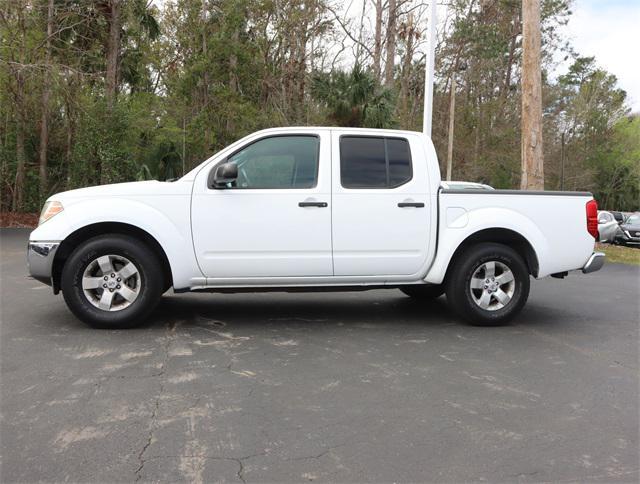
xmin=340 ymin=136 xmax=412 ymax=188
xmin=225 ymin=135 xmax=319 ymax=189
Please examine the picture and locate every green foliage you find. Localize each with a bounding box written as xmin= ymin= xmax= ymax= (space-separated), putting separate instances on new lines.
xmin=0 ymin=0 xmax=637 ymax=214
xmin=68 ymin=98 xmax=136 ymax=187
xmin=311 ymin=65 xmax=396 ymax=128
xmin=591 ymin=116 xmax=640 ymax=211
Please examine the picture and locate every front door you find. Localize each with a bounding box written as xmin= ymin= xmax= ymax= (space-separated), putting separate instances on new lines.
xmin=191 ymin=131 xmax=333 ymax=279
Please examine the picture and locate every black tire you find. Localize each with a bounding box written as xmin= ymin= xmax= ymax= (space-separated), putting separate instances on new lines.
xmin=61 ymin=234 xmax=164 ymax=329
xmin=445 ymin=242 xmax=530 ymax=326
xmin=400 ymin=284 xmax=445 ymax=299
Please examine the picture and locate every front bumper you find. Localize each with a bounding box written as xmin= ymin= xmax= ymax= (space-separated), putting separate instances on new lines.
xmin=27 ymin=241 xmax=60 ymax=286
xmin=582 ymin=251 xmax=605 ymax=274
xmin=616 ymin=231 xmax=640 ymax=245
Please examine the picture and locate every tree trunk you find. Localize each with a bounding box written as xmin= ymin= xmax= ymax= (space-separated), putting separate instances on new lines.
xmin=13 ymin=72 xmax=26 ymax=212
xmin=11 ymin=3 xmax=27 ymax=211
xmin=355 ymin=0 xmax=366 ymax=65
xmin=520 ymin=0 xmax=544 ymax=190
xmin=398 ymin=14 xmax=415 ymax=128
xmin=295 ymin=5 xmax=309 ymax=121
xmin=474 ymin=93 xmax=481 ymax=167
xmin=503 ymin=12 xmax=520 ymax=99
xmin=373 ymin=0 xmax=383 ymax=82
xmin=106 ymin=0 xmax=121 ymax=110
xmin=38 ymin=0 xmax=54 ymax=200
xmin=229 ymin=30 xmax=239 ymax=94
xmin=201 ymin=0 xmax=211 ymax=152
xmin=64 ymin=81 xmax=75 ymax=188
xmin=227 ymin=27 xmax=239 ymax=135
xmin=384 ymin=0 xmax=397 ymax=86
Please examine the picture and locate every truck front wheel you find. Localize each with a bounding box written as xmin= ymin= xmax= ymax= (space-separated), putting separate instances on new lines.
xmin=446 ymin=243 xmax=530 ymax=326
xmin=61 ymin=235 xmax=164 ymax=329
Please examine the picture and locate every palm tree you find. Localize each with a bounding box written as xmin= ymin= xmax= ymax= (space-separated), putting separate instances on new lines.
xmin=311 ymin=65 xmax=396 ymax=128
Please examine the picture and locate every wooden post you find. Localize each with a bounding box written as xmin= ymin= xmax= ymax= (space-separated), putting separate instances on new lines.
xmin=520 ymin=0 xmax=544 ymax=190
xmin=446 ymin=75 xmax=456 ymax=181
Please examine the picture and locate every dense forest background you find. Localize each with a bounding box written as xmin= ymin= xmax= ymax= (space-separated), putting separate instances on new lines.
xmin=1 ymin=0 xmax=638 ymax=212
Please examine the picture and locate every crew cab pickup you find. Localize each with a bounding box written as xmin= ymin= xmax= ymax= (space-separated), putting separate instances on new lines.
xmin=27 ymin=127 xmax=605 ymax=328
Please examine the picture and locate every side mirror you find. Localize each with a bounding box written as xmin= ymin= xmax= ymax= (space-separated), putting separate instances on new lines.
xmin=211 ymin=162 xmax=238 ymax=188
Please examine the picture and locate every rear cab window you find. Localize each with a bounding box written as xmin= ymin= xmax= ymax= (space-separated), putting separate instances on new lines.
xmin=340 ymin=136 xmax=412 ymax=188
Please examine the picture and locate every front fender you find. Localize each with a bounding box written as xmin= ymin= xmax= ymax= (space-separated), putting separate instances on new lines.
xmin=29 ymin=198 xmax=201 ymax=289
xmin=424 ymin=207 xmax=549 ymax=284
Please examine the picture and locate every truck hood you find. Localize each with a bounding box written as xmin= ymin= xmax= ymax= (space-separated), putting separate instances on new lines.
xmin=49 ymin=180 xmax=191 ymax=204
xmin=620 ymin=222 xmax=640 ymax=232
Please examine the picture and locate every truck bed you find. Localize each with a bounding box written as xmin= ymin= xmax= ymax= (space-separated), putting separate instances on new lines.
xmin=425 ymin=189 xmax=596 ymax=283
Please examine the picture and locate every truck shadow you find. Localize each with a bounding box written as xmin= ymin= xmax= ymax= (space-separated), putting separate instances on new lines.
xmin=144 ymin=291 xmax=585 ymax=333
xmin=148 ymin=291 xmax=457 ymax=331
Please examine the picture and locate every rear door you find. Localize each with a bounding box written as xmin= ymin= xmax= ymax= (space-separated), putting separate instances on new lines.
xmin=330 ymin=131 xmax=432 ymax=276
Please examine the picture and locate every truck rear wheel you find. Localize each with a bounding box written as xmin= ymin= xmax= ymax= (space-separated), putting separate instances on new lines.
xmin=446 ymin=243 xmax=530 ymax=326
xmin=61 ymin=235 xmax=164 ymax=329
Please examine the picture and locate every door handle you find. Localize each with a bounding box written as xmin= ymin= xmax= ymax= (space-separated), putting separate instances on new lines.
xmin=398 ymin=202 xmax=425 ymax=208
xmin=298 ymin=201 xmax=328 ymax=208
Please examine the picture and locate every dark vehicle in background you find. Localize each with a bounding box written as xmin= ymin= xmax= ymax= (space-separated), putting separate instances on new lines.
xmin=615 ymin=213 xmax=640 ymax=247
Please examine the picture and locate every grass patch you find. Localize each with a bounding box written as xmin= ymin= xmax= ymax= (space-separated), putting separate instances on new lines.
xmin=596 ymin=243 xmax=640 ymax=266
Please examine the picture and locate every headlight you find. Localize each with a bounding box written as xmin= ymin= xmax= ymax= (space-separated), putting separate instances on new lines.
xmin=38 ymin=201 xmax=64 ymax=226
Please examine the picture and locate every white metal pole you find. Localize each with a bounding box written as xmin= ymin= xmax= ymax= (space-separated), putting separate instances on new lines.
xmin=423 ymin=0 xmax=437 ymax=137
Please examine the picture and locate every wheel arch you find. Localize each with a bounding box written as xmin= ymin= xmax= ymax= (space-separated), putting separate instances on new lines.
xmin=52 ymin=222 xmax=172 ymax=294
xmin=445 ymin=228 xmax=540 ymax=281
xmin=425 ymin=225 xmax=543 ymax=285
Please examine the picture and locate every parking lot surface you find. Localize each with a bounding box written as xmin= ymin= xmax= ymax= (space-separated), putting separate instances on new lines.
xmin=1 ymin=228 xmax=639 ymax=483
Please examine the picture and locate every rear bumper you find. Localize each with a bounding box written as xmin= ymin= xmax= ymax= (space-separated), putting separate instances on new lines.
xmin=582 ymin=251 xmax=605 ymax=274
xmin=27 ymin=241 xmax=60 ymax=286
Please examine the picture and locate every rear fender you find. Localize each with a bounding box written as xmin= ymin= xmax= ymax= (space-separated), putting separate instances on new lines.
xmin=425 ymin=207 xmax=548 ymax=284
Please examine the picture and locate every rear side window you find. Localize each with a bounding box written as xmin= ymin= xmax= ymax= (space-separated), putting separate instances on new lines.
xmin=340 ymin=136 xmax=412 ymax=188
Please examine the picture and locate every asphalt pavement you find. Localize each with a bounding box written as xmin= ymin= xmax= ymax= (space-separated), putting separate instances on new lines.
xmin=1 ymin=228 xmax=638 ymax=483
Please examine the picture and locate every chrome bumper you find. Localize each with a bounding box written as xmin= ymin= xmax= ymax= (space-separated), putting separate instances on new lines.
xmin=27 ymin=241 xmax=60 ymax=285
xmin=582 ymin=251 xmax=605 ymax=274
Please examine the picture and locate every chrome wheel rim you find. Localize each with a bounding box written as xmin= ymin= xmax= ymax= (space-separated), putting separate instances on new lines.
xmin=82 ymin=254 xmax=141 ymax=312
xmin=469 ymin=261 xmax=515 ymax=311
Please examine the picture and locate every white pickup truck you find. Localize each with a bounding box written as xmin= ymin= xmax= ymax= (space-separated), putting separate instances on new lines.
xmin=28 ymin=127 xmax=604 ymax=329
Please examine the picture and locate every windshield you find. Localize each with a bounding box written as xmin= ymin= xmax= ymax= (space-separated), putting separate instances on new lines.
xmin=625 ymin=214 xmax=639 ymax=224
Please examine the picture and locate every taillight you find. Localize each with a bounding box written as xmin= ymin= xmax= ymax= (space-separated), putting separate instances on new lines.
xmin=586 ymin=199 xmax=598 ymax=240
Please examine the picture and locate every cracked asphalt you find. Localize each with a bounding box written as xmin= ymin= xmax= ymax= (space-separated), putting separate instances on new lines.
xmin=1 ymin=228 xmax=639 ymax=483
